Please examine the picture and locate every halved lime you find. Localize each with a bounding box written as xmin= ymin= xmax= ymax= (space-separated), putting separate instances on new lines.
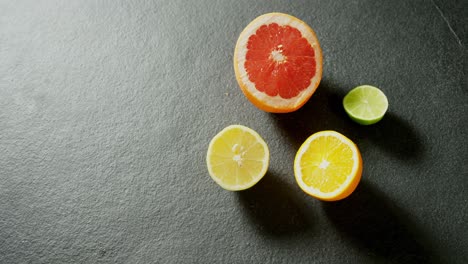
xmin=343 ymin=85 xmax=388 ymax=125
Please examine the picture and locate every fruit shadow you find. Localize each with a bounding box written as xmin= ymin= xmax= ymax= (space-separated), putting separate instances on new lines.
xmin=237 ymin=171 xmax=313 ymax=236
xmin=323 ymin=180 xmax=436 ymax=263
xmin=269 ymin=79 xmax=425 ymax=162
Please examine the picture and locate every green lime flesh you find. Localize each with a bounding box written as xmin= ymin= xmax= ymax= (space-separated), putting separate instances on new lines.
xmin=343 ymin=85 xmax=388 ymax=125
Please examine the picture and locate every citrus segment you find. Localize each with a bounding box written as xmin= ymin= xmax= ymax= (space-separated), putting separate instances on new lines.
xmin=343 ymin=85 xmax=389 ymax=125
xmin=234 ymin=13 xmax=323 ymax=113
xmin=206 ymin=125 xmax=269 ymax=191
xmin=294 ymin=131 xmax=362 ymax=201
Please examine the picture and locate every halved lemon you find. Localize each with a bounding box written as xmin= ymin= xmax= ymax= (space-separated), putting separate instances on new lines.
xmin=294 ymin=131 xmax=363 ymax=201
xmin=206 ymin=125 xmax=269 ymax=191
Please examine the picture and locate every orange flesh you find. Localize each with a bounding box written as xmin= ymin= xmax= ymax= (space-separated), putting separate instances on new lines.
xmin=299 ymin=136 xmax=354 ymax=193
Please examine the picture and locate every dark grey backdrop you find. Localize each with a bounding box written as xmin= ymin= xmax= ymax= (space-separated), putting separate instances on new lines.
xmin=1 ymin=0 xmax=467 ymax=263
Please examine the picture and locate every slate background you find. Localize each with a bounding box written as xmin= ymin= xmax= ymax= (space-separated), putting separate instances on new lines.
xmin=1 ymin=0 xmax=467 ymax=263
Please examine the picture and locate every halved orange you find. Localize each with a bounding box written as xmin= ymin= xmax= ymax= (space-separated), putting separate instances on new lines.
xmin=234 ymin=13 xmax=323 ymax=113
xmin=294 ymin=131 xmax=363 ymax=201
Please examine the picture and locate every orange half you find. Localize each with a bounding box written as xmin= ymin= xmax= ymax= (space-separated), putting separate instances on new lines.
xmin=294 ymin=131 xmax=363 ymax=201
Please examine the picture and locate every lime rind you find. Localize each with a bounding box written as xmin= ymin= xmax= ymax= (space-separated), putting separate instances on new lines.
xmin=343 ymin=85 xmax=388 ymax=125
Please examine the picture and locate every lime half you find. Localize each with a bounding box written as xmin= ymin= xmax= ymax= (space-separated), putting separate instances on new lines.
xmin=343 ymin=85 xmax=388 ymax=125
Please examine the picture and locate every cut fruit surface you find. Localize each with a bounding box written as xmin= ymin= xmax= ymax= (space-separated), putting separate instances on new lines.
xmin=343 ymin=85 xmax=388 ymax=125
xmin=206 ymin=125 xmax=269 ymax=191
xmin=294 ymin=131 xmax=362 ymax=201
xmin=234 ymin=13 xmax=323 ymax=113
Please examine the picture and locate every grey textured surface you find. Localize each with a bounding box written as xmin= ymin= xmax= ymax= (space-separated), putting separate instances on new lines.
xmin=1 ymin=0 xmax=467 ymax=263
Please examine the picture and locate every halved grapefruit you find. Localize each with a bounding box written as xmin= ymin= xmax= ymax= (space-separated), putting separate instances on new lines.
xmin=234 ymin=13 xmax=323 ymax=113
